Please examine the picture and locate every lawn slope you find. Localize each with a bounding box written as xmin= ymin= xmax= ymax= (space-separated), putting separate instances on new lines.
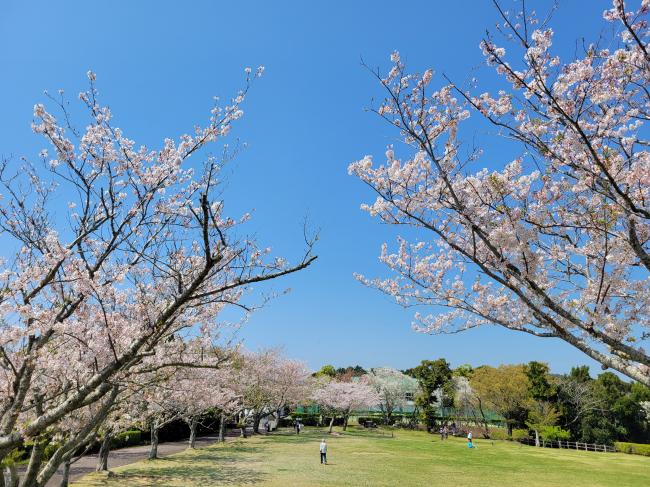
xmin=73 ymin=427 xmax=650 ymax=487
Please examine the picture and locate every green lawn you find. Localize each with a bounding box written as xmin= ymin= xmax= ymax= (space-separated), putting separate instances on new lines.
xmin=73 ymin=427 xmax=650 ymax=487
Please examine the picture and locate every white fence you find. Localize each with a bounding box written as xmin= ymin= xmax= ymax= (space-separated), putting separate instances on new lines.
xmin=518 ymin=437 xmax=616 ymax=452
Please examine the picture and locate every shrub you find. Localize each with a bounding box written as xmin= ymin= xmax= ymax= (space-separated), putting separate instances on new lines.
xmin=489 ymin=428 xmax=510 ymax=440
xmin=111 ymin=430 xmax=142 ymax=449
xmin=280 ymin=413 xmax=323 ymax=427
xmin=511 ymin=429 xmax=529 ymax=441
xmin=43 ymin=442 xmax=61 ymax=460
xmin=541 ymin=426 xmax=570 ymax=441
xmin=615 ymin=442 xmax=650 ymax=456
xmin=356 ymin=416 xmax=383 ymax=426
xmin=295 ymin=413 xmax=321 ymax=426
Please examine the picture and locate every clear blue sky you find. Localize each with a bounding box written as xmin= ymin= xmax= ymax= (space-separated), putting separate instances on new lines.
xmin=0 ymin=0 xmax=613 ymax=375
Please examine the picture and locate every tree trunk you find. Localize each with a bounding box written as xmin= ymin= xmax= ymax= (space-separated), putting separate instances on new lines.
xmin=36 ymin=385 xmax=117 ymax=487
xmin=252 ymin=415 xmax=261 ymax=434
xmin=218 ymin=413 xmax=226 ymax=442
xmin=328 ymin=416 xmax=335 ymax=434
xmin=343 ymin=414 xmax=349 ymax=431
xmin=507 ymin=422 xmax=513 ymax=437
xmin=6 ymin=465 xmax=18 ymax=487
xmin=476 ymin=398 xmax=490 ymax=436
xmin=0 ymin=465 xmax=5 ymax=487
xmin=96 ymin=433 xmax=111 ymax=472
xmin=534 ymin=429 xmax=540 ymax=447
xmin=59 ymin=460 xmax=71 ymax=487
xmin=385 ymin=407 xmax=393 ymax=426
xmin=149 ymin=425 xmax=159 ymax=460
xmin=188 ymin=417 xmax=198 ymax=449
xmin=240 ymin=426 xmax=246 ymax=438
xmin=20 ymin=438 xmax=45 ymax=487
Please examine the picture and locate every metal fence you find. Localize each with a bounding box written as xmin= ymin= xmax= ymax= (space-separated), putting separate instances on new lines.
xmin=518 ymin=437 xmax=616 ymax=452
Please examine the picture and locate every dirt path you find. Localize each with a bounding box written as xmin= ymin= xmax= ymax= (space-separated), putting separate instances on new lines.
xmin=39 ymin=435 xmax=219 ymax=486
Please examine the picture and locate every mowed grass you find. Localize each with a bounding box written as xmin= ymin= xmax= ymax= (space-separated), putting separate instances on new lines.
xmin=73 ymin=427 xmax=650 ymax=487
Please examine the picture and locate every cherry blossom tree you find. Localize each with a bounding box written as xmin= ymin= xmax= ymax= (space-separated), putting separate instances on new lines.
xmin=366 ymin=367 xmax=419 ymax=425
xmin=312 ymin=378 xmax=379 ymax=432
xmin=174 ymin=365 xmax=240 ymax=449
xmin=94 ymin=398 xmax=138 ymax=474
xmin=236 ymin=349 xmax=312 ymax=434
xmin=0 ymin=68 xmax=316 ymax=484
xmin=23 ymin=385 xmax=119 ymax=487
xmin=134 ymin=382 xmax=182 ymax=461
xmin=349 ymin=1 xmax=650 ymax=385
xmin=215 ymin=386 xmax=242 ymax=443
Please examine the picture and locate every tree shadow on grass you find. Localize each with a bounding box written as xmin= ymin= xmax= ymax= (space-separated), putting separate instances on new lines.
xmin=264 ymin=435 xmax=330 ymax=445
xmin=211 ymin=443 xmax=261 ymax=455
xmin=170 ymin=452 xmax=262 ymax=466
xmin=338 ymin=429 xmax=395 ymax=439
xmin=108 ymin=462 xmax=266 ymax=486
xmin=266 ymin=428 xmax=395 ymax=445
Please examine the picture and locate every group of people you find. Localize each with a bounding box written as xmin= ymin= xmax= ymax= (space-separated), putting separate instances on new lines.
xmin=438 ymin=423 xmax=476 ymax=449
xmin=438 ymin=422 xmax=457 ymax=440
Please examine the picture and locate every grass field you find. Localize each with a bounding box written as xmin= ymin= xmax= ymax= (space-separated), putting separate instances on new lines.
xmin=73 ymin=427 xmax=650 ymax=487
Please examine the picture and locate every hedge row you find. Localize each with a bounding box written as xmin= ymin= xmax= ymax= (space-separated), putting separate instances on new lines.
xmin=615 ymin=442 xmax=650 ymax=456
xmin=486 ymin=428 xmax=529 ymax=441
xmin=111 ymin=430 xmax=143 ymax=449
xmin=279 ymin=413 xmax=348 ymax=427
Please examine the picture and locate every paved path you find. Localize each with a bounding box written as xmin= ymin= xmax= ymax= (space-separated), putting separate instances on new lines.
xmin=42 ymin=435 xmax=219 ymax=486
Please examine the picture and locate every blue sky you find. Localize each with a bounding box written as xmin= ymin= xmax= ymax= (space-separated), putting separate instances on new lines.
xmin=1 ymin=0 xmax=614 ymax=375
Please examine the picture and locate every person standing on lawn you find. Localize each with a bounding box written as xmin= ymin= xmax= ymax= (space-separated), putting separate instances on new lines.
xmin=319 ymin=438 xmax=328 ymax=464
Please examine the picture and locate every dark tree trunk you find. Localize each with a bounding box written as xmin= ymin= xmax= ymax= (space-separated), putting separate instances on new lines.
xmin=188 ymin=417 xmax=198 ymax=449
xmin=96 ymin=433 xmax=111 ymax=472
xmin=149 ymin=425 xmax=159 ymax=460
xmin=0 ymin=465 xmax=5 ymax=487
xmin=343 ymin=414 xmax=349 ymax=431
xmin=218 ymin=413 xmax=226 ymax=442
xmin=253 ymin=415 xmax=261 ymax=434
xmin=507 ymin=422 xmax=513 ymax=437
xmin=59 ymin=460 xmax=71 ymax=487
xmin=328 ymin=416 xmax=335 ymax=434
xmin=476 ymin=398 xmax=490 ymax=436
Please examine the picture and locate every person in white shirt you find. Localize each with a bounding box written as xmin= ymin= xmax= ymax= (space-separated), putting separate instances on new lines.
xmin=319 ymin=439 xmax=328 ymax=464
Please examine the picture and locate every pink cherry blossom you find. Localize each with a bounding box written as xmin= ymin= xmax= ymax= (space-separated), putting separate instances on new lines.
xmin=350 ymin=1 xmax=650 ymax=386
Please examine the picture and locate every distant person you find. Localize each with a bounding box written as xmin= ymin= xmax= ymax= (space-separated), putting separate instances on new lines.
xmin=440 ymin=426 xmax=445 ymax=440
xmin=451 ymin=423 xmax=457 ymax=436
xmin=443 ymin=425 xmax=449 ymax=440
xmin=295 ymin=420 xmax=300 ymax=435
xmin=467 ymin=431 xmax=473 ymax=448
xmin=319 ymin=438 xmax=328 ymax=464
